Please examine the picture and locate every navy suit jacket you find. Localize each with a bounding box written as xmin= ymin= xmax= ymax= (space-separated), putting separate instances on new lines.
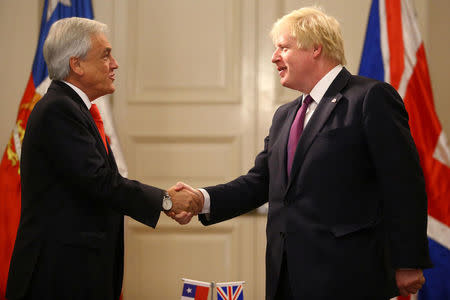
xmin=6 ymin=81 xmax=164 ymax=300
xmin=200 ymin=68 xmax=431 ymax=299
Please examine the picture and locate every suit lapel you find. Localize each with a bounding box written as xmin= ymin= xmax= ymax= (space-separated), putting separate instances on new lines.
xmin=82 ymin=108 xmax=111 ymax=158
xmin=54 ymin=81 xmax=112 ymax=162
xmin=286 ymin=68 xmax=351 ymax=191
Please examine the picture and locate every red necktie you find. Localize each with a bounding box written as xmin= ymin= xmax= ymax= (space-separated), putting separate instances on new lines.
xmin=287 ymin=95 xmax=313 ymax=177
xmin=90 ymin=104 xmax=109 ymax=154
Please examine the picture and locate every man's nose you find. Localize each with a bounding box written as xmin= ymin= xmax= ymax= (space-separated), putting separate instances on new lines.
xmin=111 ymin=55 xmax=119 ymax=69
xmin=271 ymin=49 xmax=280 ymax=63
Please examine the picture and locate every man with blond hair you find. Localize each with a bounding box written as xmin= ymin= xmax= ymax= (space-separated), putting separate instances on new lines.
xmin=171 ymin=6 xmax=431 ymax=300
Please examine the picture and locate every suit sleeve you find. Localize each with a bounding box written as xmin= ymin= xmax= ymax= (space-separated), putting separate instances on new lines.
xmin=199 ymin=135 xmax=270 ymax=225
xmin=40 ymin=97 xmax=164 ymax=228
xmin=363 ymin=82 xmax=432 ymax=269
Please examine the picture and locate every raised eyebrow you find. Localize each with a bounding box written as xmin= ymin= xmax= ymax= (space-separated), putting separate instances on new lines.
xmin=104 ymin=47 xmax=112 ymax=55
xmin=276 ymin=40 xmax=289 ymax=47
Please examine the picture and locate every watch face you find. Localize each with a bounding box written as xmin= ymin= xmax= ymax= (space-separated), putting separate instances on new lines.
xmin=163 ymin=198 xmax=172 ymax=210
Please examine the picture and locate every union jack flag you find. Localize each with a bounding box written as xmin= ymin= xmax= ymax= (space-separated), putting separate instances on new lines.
xmin=216 ymin=282 xmax=244 ymax=300
xmin=359 ymin=0 xmax=450 ymax=299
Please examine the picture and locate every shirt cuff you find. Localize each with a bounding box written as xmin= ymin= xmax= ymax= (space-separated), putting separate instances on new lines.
xmin=198 ymin=188 xmax=211 ymax=214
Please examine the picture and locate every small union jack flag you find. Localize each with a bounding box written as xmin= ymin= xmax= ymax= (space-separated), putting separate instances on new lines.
xmin=216 ymin=282 xmax=244 ymax=300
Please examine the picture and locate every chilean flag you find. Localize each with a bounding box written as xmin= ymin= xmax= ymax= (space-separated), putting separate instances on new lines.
xmin=359 ymin=1 xmax=450 ymax=300
xmin=181 ymin=279 xmax=211 ymax=300
xmin=0 ymin=1 xmax=94 ymax=299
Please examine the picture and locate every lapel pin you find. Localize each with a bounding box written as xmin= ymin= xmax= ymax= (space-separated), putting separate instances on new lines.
xmin=331 ymin=98 xmax=337 ymax=103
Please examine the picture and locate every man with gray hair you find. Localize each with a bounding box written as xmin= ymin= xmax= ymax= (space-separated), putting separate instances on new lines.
xmin=6 ymin=17 xmax=201 ymax=300
xmin=171 ymin=6 xmax=431 ymax=299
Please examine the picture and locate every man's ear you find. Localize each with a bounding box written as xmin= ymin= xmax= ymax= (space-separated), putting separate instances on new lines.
xmin=312 ymin=44 xmax=322 ymax=58
xmin=69 ymin=57 xmax=83 ymax=76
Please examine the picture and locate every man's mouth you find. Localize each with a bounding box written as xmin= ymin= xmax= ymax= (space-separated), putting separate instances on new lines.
xmin=277 ymin=66 xmax=287 ymax=76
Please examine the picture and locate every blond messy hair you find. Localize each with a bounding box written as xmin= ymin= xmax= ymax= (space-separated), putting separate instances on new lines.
xmin=270 ymin=6 xmax=346 ymax=65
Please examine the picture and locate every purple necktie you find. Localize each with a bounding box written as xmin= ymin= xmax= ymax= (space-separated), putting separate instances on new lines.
xmin=287 ymin=95 xmax=313 ymax=177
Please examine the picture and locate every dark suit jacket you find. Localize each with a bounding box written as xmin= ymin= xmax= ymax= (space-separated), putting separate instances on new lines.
xmin=200 ymin=68 xmax=432 ymax=300
xmin=6 ymin=81 xmax=164 ymax=300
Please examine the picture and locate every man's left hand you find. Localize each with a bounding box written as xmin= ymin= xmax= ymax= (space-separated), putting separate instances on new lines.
xmin=396 ymin=269 xmax=425 ymax=296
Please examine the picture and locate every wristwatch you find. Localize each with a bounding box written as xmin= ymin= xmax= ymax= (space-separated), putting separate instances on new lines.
xmin=162 ymin=192 xmax=173 ymax=211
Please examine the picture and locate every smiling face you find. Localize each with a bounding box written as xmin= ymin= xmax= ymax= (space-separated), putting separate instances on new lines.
xmin=271 ymin=29 xmax=316 ymax=94
xmin=79 ymin=33 xmax=119 ymax=100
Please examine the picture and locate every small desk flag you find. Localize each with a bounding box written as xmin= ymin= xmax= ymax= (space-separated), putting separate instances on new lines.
xmin=216 ymin=281 xmax=244 ymax=300
xmin=181 ymin=278 xmax=211 ymax=300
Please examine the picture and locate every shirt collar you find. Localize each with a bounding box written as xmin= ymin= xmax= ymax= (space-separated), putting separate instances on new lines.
xmin=304 ymin=64 xmax=343 ymax=103
xmin=62 ymin=80 xmax=92 ymax=110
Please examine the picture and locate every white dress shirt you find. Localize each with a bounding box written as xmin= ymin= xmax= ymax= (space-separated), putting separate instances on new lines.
xmin=62 ymin=80 xmax=92 ymax=109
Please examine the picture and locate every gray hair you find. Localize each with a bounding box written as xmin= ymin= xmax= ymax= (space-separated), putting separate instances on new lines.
xmin=43 ymin=17 xmax=108 ymax=80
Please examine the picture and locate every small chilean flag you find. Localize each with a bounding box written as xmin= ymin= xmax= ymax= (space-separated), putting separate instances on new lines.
xmin=181 ymin=278 xmax=211 ymax=300
xmin=359 ymin=1 xmax=450 ymax=300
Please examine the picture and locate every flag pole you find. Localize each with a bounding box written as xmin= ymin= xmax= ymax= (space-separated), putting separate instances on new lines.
xmin=210 ymin=281 xmax=214 ymax=300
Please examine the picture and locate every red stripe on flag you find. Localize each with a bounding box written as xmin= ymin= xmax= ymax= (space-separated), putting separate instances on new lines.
xmin=217 ymin=287 xmax=227 ymax=299
xmin=385 ymin=0 xmax=404 ymax=90
xmin=232 ymin=285 xmax=242 ymax=300
xmin=403 ymin=45 xmax=441 ymax=154
xmin=425 ymin=156 xmax=450 ymax=226
xmin=0 ymin=146 xmax=21 ymax=299
xmin=397 ymin=295 xmax=411 ymax=300
xmin=0 ymin=74 xmax=37 ymax=299
xmin=402 ymin=44 xmax=450 ymax=227
xmin=195 ymin=285 xmax=209 ymax=300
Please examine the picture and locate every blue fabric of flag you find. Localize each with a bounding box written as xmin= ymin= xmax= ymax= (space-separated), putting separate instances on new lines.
xmin=232 ymin=285 xmax=243 ymax=300
xmin=419 ymin=238 xmax=450 ymax=299
xmin=358 ymin=0 xmax=384 ymax=81
xmin=32 ymin=0 xmax=94 ymax=87
xmin=182 ymin=283 xmax=197 ymax=298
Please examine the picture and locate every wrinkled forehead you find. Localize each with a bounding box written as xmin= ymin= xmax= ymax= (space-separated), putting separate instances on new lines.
xmin=90 ymin=32 xmax=112 ymax=49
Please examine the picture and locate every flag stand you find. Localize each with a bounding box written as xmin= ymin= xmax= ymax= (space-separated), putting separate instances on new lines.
xmin=210 ymin=281 xmax=214 ymax=300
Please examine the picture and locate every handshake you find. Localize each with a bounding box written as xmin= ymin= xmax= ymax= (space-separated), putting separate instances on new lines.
xmin=165 ymin=182 xmax=204 ymax=225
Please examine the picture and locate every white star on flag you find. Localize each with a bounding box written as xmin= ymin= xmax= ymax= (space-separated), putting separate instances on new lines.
xmin=47 ymin=0 xmax=72 ymax=21
xmin=186 ymin=288 xmax=192 ymax=294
